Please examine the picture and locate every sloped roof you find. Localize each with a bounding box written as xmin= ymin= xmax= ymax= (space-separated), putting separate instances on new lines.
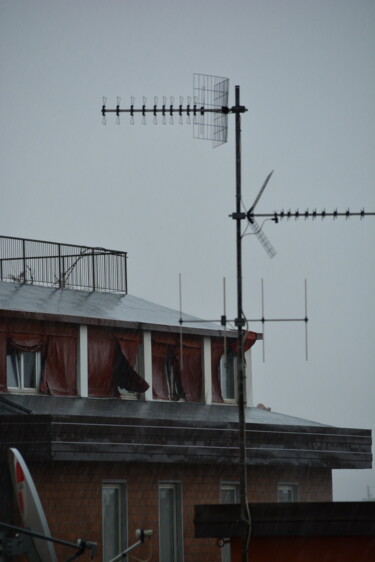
xmin=0 ymin=280 xmax=228 ymax=336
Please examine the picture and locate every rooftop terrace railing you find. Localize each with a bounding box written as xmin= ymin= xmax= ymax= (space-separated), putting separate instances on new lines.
xmin=0 ymin=236 xmax=127 ymax=294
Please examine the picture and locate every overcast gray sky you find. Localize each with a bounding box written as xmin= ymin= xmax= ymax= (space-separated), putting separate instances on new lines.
xmin=1 ymin=0 xmax=374 ymax=501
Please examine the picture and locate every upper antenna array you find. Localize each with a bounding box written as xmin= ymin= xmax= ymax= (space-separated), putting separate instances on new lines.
xmin=250 ymin=209 xmax=375 ymax=222
xmin=102 ymin=74 xmax=234 ymax=147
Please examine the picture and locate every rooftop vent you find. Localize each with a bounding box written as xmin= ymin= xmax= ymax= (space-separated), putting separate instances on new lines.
xmin=0 ymin=236 xmax=127 ymax=294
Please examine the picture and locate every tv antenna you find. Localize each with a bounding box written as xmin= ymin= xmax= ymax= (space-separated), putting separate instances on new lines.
xmin=102 ymin=74 xmax=374 ymax=562
xmin=103 ymin=74 xmax=251 ymax=560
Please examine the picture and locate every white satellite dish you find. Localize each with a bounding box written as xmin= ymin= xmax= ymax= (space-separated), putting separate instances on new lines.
xmin=8 ymin=448 xmax=57 ymax=562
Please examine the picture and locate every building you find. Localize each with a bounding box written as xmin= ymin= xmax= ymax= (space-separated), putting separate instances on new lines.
xmin=0 ymin=236 xmax=372 ymax=562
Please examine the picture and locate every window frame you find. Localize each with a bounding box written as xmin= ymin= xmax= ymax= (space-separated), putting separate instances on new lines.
xmin=102 ymin=481 xmax=128 ymax=562
xmin=219 ymin=350 xmax=238 ymax=402
xmin=220 ymin=482 xmax=240 ymax=562
xmin=6 ymin=349 xmax=42 ymax=392
xmin=158 ymin=481 xmax=184 ymax=562
xmin=277 ymin=482 xmax=299 ymax=503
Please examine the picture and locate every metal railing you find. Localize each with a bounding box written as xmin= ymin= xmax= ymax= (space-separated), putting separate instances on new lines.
xmin=0 ymin=236 xmax=127 ymax=294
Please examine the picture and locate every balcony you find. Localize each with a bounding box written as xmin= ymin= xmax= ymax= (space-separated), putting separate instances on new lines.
xmin=0 ymin=236 xmax=127 ymax=294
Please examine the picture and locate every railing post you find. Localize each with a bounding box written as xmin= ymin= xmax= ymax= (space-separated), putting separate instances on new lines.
xmin=92 ymin=249 xmax=96 ymax=292
xmin=58 ymin=244 xmax=62 ymax=288
xmin=22 ymin=239 xmax=26 ymax=284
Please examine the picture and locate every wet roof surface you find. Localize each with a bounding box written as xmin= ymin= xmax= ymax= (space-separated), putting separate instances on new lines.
xmin=0 ymin=394 xmax=330 ymax=427
xmin=0 ymin=280 xmax=226 ymax=334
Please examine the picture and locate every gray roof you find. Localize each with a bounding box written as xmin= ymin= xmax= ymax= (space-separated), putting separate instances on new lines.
xmin=0 ymin=280 xmax=228 ymax=336
xmin=0 ymin=393 xmax=328 ymax=427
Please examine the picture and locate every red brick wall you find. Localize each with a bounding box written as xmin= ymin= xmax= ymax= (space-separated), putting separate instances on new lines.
xmin=13 ymin=461 xmax=332 ymax=562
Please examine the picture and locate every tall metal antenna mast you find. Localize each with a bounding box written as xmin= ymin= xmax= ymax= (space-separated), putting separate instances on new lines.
xmin=102 ymin=74 xmax=251 ymax=560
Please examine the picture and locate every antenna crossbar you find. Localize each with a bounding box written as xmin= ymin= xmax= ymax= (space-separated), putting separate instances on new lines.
xmin=248 ymin=209 xmax=375 ymax=222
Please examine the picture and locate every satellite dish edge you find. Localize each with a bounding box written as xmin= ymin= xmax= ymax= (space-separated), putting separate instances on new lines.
xmin=8 ymin=448 xmax=57 ymax=562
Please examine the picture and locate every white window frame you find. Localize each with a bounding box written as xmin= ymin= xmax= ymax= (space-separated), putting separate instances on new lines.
xmin=278 ymin=482 xmax=299 ymax=503
xmin=219 ymin=350 xmax=237 ymax=402
xmin=6 ymin=350 xmax=42 ymax=392
xmin=220 ymin=482 xmax=240 ymax=562
xmin=102 ymin=481 xmax=127 ymax=562
xmin=158 ymin=482 xmax=183 ymax=562
xmin=220 ymin=482 xmax=240 ymax=504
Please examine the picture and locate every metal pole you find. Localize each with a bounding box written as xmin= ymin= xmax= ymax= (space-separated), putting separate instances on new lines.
xmin=234 ymin=85 xmax=250 ymax=562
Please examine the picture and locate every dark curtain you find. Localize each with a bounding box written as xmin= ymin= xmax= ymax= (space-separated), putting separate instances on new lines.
xmin=116 ymin=335 xmax=149 ymax=393
xmin=211 ymin=340 xmax=225 ymax=403
xmin=0 ymin=334 xmax=7 ymax=392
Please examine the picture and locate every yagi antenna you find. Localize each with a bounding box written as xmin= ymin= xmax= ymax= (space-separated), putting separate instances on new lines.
xmin=102 ymin=74 xmax=231 ymax=148
xmin=239 ymin=171 xmax=277 ymax=258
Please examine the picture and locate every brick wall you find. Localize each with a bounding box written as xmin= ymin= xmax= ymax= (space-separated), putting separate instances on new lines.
xmin=16 ymin=461 xmax=332 ymax=562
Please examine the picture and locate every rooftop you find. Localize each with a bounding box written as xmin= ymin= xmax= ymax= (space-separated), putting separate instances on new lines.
xmin=0 ymin=279 xmax=226 ymax=336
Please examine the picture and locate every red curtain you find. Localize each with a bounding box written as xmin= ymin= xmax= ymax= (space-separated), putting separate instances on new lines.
xmin=88 ymin=330 xmax=118 ymax=397
xmin=41 ymin=336 xmax=77 ymax=396
xmin=178 ymin=338 xmax=202 ymax=403
xmin=229 ymin=330 xmax=258 ymax=353
xmin=1 ymin=320 xmax=79 ymax=396
xmin=152 ymin=334 xmax=202 ymax=403
xmin=8 ymin=333 xmax=45 ymax=351
xmin=88 ymin=329 xmax=148 ymax=397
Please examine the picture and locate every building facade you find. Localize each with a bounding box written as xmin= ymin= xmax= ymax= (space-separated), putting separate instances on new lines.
xmin=0 ymin=238 xmax=372 ymax=561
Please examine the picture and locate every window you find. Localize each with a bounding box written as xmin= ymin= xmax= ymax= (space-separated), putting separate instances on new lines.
xmin=220 ymin=483 xmax=240 ymax=562
xmin=159 ymin=482 xmax=183 ymax=562
xmin=221 ymin=482 xmax=240 ymax=504
xmin=278 ymin=483 xmax=298 ymax=503
xmin=102 ymin=482 xmax=127 ymax=561
xmin=7 ymin=350 xmax=41 ymax=391
xmin=219 ymin=350 xmax=237 ymax=401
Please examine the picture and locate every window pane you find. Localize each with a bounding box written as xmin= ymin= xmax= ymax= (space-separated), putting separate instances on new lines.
xmin=102 ymin=486 xmax=120 ymax=561
xmin=220 ymin=353 xmax=236 ymax=400
xmin=159 ymin=483 xmax=182 ymax=562
xmin=6 ymin=354 xmax=18 ymax=387
xmin=278 ymin=484 xmax=298 ymax=503
xmin=220 ymin=484 xmax=239 ymax=562
xmin=159 ymin=486 xmax=175 ymax=562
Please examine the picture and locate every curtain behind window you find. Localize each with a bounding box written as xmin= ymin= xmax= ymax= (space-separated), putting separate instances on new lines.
xmin=152 ymin=334 xmax=202 ymax=402
xmin=88 ymin=328 xmax=148 ymax=397
xmin=0 ymin=320 xmax=79 ymax=396
xmin=41 ymin=336 xmax=77 ymax=396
